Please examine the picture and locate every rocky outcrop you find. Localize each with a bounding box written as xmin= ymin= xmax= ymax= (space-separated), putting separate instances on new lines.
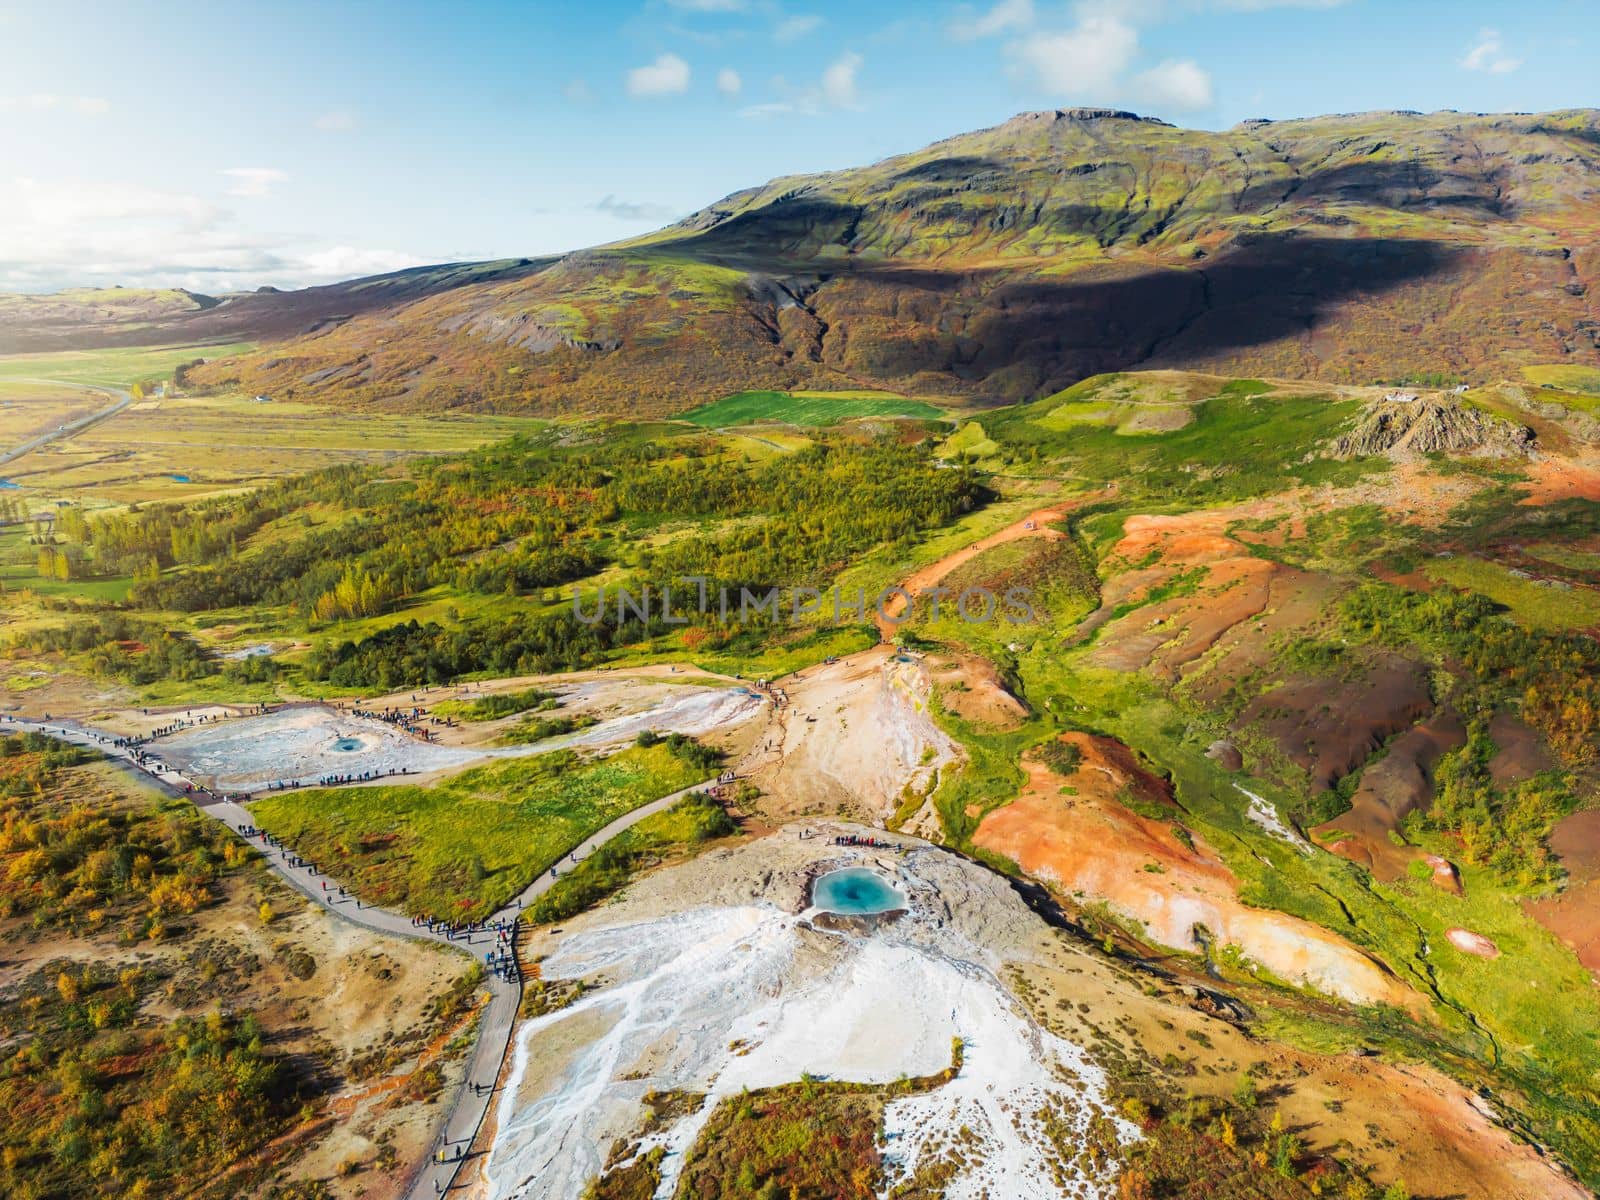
xmin=1330 ymin=395 xmax=1537 ymax=460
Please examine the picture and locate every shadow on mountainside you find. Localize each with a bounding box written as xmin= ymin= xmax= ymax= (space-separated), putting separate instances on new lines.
xmin=766 ymin=232 xmax=1466 ymax=399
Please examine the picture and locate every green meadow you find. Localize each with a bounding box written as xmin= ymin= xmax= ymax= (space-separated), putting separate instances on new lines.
xmin=680 ymin=389 xmax=947 ymax=428
xmin=248 ymin=743 xmax=707 ymax=920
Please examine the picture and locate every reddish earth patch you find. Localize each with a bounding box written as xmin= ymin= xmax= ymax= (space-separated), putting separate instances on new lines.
xmin=1313 ymin=710 xmax=1466 ymax=882
xmin=931 ymin=653 xmax=1028 ymax=729
xmin=1085 ymin=509 xmax=1335 ymax=691
xmin=972 ymin=733 xmax=1422 ymax=1009
xmin=1205 ymin=739 xmax=1243 ymax=771
xmin=1518 ymin=455 xmax=1600 ymax=506
xmin=1425 ymin=854 xmax=1463 ymax=893
xmin=1524 ymin=808 xmax=1600 ymax=979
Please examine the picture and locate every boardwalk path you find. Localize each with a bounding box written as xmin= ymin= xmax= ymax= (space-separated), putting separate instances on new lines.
xmin=1 ymin=713 xmax=713 ymax=1199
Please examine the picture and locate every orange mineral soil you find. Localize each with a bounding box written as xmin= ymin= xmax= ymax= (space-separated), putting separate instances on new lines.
xmin=973 ymin=732 xmax=1422 ymax=1010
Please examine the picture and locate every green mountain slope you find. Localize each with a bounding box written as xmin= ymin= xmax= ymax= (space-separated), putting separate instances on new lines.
xmin=44 ymin=108 xmax=1600 ymax=411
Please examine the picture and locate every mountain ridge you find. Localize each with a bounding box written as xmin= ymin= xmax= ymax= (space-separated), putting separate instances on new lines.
xmin=10 ymin=107 xmax=1600 ymax=413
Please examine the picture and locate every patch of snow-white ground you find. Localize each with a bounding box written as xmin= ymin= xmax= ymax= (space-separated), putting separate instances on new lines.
xmin=152 ymin=686 xmax=763 ymax=791
xmin=483 ymin=901 xmax=1131 ymax=1200
xmin=153 ymin=707 xmax=482 ymax=790
xmin=1235 ymin=782 xmax=1314 ymax=856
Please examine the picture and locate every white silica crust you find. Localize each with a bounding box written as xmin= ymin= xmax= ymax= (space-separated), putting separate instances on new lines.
xmin=153 ymin=706 xmax=483 ymax=789
xmin=482 ymin=841 xmax=1136 ymax=1200
xmin=151 ymin=686 xmax=764 ymax=791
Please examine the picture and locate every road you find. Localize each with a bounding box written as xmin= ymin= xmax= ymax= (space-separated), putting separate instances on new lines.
xmin=0 ymin=381 xmax=133 ymax=469
xmin=0 ymin=712 xmax=717 ymax=1199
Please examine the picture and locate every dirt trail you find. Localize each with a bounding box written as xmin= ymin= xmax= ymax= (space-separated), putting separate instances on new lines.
xmin=875 ymin=502 xmax=1080 ymax=639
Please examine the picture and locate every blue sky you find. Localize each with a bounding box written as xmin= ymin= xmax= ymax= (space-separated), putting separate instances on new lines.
xmin=0 ymin=0 xmax=1593 ymax=292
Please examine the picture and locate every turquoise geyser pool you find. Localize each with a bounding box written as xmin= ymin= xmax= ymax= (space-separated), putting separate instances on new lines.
xmin=812 ymin=868 xmax=906 ymax=916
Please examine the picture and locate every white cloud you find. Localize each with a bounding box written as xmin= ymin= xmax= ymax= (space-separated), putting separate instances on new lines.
xmin=949 ymin=0 xmax=1033 ymax=42
xmin=739 ymin=101 xmax=803 ymax=118
xmin=593 ymin=195 xmax=681 ymax=222
xmin=298 ymin=245 xmax=427 ymax=279
xmin=220 ymin=167 xmax=288 ymax=198
xmin=716 ymin=67 xmax=743 ymax=96
xmin=312 ymin=110 xmax=357 ymax=132
xmin=627 ymin=53 xmax=692 ymax=98
xmin=1130 ymin=58 xmax=1214 ymax=111
xmin=738 ymin=53 xmax=868 ymax=118
xmin=774 ymin=13 xmax=822 ymax=42
xmin=821 ymin=51 xmax=863 ymax=108
xmin=1002 ymin=7 xmax=1222 ymax=114
xmin=0 ymin=93 xmax=109 ymax=115
xmin=3 ymin=176 xmax=220 ymax=232
xmin=0 ymin=174 xmax=423 ymax=293
xmin=563 ymin=79 xmax=595 ymax=104
xmin=1007 ymin=13 xmax=1138 ymax=96
xmin=666 ymin=0 xmax=746 ymax=10
xmin=1461 ymin=28 xmax=1521 ymax=74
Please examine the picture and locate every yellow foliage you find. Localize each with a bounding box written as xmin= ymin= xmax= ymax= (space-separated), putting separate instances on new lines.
xmin=6 ymin=848 xmax=47 ymax=882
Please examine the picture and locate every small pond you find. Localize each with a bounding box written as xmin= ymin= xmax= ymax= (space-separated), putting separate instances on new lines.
xmin=812 ymin=868 xmax=906 ymax=916
xmin=332 ymin=736 xmax=364 ymax=753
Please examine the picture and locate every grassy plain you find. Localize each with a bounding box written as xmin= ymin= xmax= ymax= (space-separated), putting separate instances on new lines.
xmin=4 ymin=393 xmax=543 ymax=507
xmin=0 ymin=343 xmax=255 ymax=393
xmin=1522 ymin=363 xmax=1600 ymax=397
xmin=1424 ymin=554 xmax=1600 ymax=631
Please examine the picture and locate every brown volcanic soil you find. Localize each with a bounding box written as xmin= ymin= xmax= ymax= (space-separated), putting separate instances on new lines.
xmin=1314 ymin=710 xmax=1466 ymax=882
xmin=736 ymin=645 xmax=958 ymax=825
xmin=1242 ymin=655 xmax=1434 ymax=793
xmin=1487 ymin=709 xmax=1559 ymax=787
xmin=1029 ymin=946 xmax=1591 ymax=1200
xmin=1080 ymin=507 xmax=1435 ymax=794
xmin=973 ymin=733 xmax=1421 ymax=1009
xmin=1524 ymin=808 xmax=1600 ymax=979
xmin=930 ymin=652 xmax=1028 ymax=730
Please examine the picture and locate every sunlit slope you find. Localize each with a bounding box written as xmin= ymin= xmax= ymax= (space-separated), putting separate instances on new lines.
xmin=177 ymin=107 xmax=1600 ymax=414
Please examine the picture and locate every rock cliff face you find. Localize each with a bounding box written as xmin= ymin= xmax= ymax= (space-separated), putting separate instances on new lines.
xmin=1330 ymin=395 xmax=1538 ymax=459
xmin=16 ymin=108 xmax=1600 ymax=416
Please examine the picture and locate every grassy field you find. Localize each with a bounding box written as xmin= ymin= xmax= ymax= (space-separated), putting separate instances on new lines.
xmin=680 ymin=389 xmax=947 ymax=428
xmin=529 ymin=792 xmax=737 ymax=923
xmin=0 ymin=342 xmax=256 ymax=393
xmin=1425 ymin=554 xmax=1600 ymax=631
xmin=247 ymin=744 xmax=707 ymax=919
xmin=1522 ymin=363 xmax=1600 ymax=397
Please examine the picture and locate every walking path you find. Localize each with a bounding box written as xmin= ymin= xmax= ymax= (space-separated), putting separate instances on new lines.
xmin=0 ymin=712 xmax=717 ymax=1199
